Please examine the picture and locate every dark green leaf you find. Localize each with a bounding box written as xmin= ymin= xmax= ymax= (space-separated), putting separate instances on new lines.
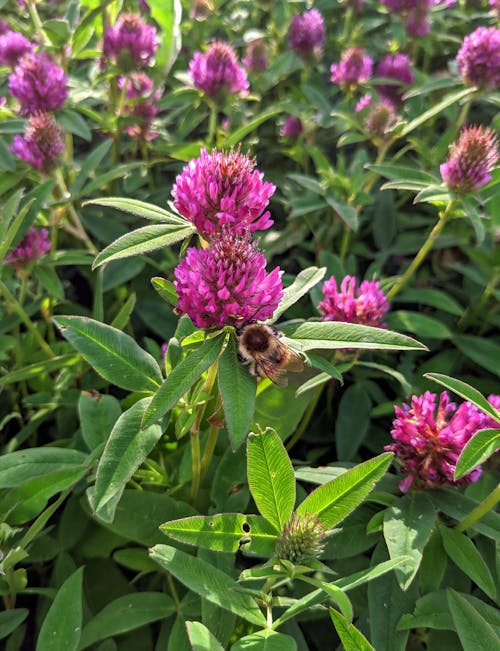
xmin=231 ymin=630 xmax=297 ymax=650
xmin=0 ymin=448 xmax=88 ymax=488
xmin=335 ymin=385 xmax=372 ymax=460
xmin=0 ymin=609 xmax=28 ymax=640
xmin=78 ymin=392 xmax=121 ymax=450
xmin=447 ymin=589 xmax=500 ymax=651
xmin=57 ymin=108 xmax=92 ymax=141
xmin=269 ymin=267 xmax=326 ymax=323
xmin=330 ymin=609 xmax=375 ymax=651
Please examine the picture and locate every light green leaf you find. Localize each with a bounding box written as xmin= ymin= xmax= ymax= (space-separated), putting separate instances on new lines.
xmin=36 ymin=567 xmax=83 ymax=651
xmin=0 ymin=354 xmax=80 ymax=388
xmin=439 ymin=526 xmax=496 ymax=600
xmin=231 ymin=630 xmax=297 ymax=651
xmin=186 ymin=621 xmax=224 ymax=651
xmin=400 ymin=88 xmax=474 ymax=136
xmin=218 ymin=336 xmax=256 ymax=451
xmin=84 ymin=196 xmax=189 ymax=225
xmin=92 ymin=224 xmax=195 ymax=268
xmin=147 ymin=0 xmax=182 ymax=72
xmin=149 ymin=545 xmax=266 ymax=626
xmin=0 ymin=448 xmax=88 ymax=489
xmin=321 ymin=585 xmax=353 ymax=623
xmin=383 ymin=493 xmax=436 ymax=590
xmin=152 ymin=276 xmax=178 ymax=306
xmin=142 ymin=335 xmax=225 ymax=428
xmin=387 ymin=311 xmax=452 ymax=340
xmin=280 ymin=321 xmax=426 ymax=352
xmin=296 ymin=453 xmax=393 ymax=529
xmin=225 ymin=109 xmax=283 ymax=147
xmin=447 ymin=589 xmax=500 ymax=651
xmin=455 ymin=429 xmax=500 ymax=479
xmin=53 ymin=315 xmax=162 ymax=392
xmin=269 ymin=267 xmax=326 ymax=323
xmin=247 ymin=428 xmax=296 ymax=532
xmin=424 ymin=373 xmax=500 ymax=423
xmin=330 ymin=609 xmax=375 ymax=651
xmin=89 ymin=398 xmax=163 ymax=523
xmin=79 ymin=593 xmax=175 ymax=649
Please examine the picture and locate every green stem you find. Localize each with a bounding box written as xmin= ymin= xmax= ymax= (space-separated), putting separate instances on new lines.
xmin=0 ymin=280 xmax=55 ymax=358
xmin=456 ymin=483 xmax=500 ymax=533
xmin=28 ymin=1 xmax=50 ymax=46
xmin=54 ymin=169 xmax=97 ymax=253
xmin=207 ymin=103 xmax=218 ymax=147
xmin=387 ymin=200 xmax=456 ymax=300
xmin=456 ymin=94 xmax=474 ymax=131
xmin=200 ymin=422 xmax=220 ymax=478
xmin=339 ymin=223 xmax=350 ymax=262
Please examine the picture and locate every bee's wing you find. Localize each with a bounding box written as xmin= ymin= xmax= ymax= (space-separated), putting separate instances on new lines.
xmin=255 ymin=359 xmax=289 ymax=387
xmin=286 ymin=349 xmax=305 ymax=373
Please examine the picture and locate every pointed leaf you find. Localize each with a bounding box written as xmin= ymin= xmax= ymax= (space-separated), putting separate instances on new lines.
xmin=225 ymin=109 xmax=282 ymax=147
xmin=149 ymin=545 xmax=266 ymax=626
xmin=447 ymin=589 xmax=500 ymax=651
xmin=0 ymin=609 xmax=28 ymax=641
xmin=231 ymin=630 xmax=297 ymax=651
xmin=400 ymin=88 xmax=474 ymax=136
xmin=247 ymin=428 xmax=296 ymax=532
xmin=186 ymin=621 xmax=224 ymax=651
xmin=455 ymin=428 xmax=500 ymax=479
xmin=71 ymin=140 xmax=112 ymax=196
xmin=142 ymin=335 xmax=225 ymax=428
xmin=330 ymin=609 xmax=375 ymax=651
xmin=53 ymin=316 xmax=162 ymax=392
xmin=296 ymin=453 xmax=393 ymax=528
xmin=218 ymin=336 xmax=256 ymax=451
xmin=269 ymin=267 xmax=326 ymax=323
xmin=84 ymin=196 xmax=189 ymax=224
xmin=0 ymin=448 xmax=88 ymax=489
xmin=424 ymin=373 xmax=500 ymax=423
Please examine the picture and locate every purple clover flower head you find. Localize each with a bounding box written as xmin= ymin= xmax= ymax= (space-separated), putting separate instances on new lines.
xmin=11 ymin=111 xmax=64 ymax=172
xmin=456 ymin=27 xmax=500 ymax=91
xmin=171 ymin=148 xmax=275 ymax=241
xmin=406 ymin=1 xmax=431 ymax=37
xmin=120 ymin=72 xmax=160 ymax=140
xmin=364 ymin=100 xmax=398 ymax=140
xmin=242 ymin=38 xmax=268 ymax=72
xmin=173 ymin=232 xmax=283 ymax=329
xmin=8 ymin=52 xmax=68 ymax=115
xmin=280 ymin=115 xmax=303 ymax=139
xmin=330 ymin=47 xmax=373 ymax=89
xmin=385 ymin=392 xmax=489 ymax=492
xmin=440 ymin=125 xmax=499 ymax=194
xmin=6 ymin=227 xmax=51 ymax=269
xmin=318 ymin=275 xmax=390 ymax=327
xmin=355 ymin=93 xmax=373 ymax=112
xmin=375 ymin=53 xmax=414 ymax=106
xmin=103 ymin=11 xmax=158 ymax=71
xmin=0 ymin=31 xmax=33 ymax=68
xmin=0 ymin=20 xmax=10 ymax=35
xmin=288 ymin=9 xmax=325 ymax=62
xmin=485 ymin=395 xmax=500 ymax=428
xmin=189 ymin=41 xmax=249 ymax=100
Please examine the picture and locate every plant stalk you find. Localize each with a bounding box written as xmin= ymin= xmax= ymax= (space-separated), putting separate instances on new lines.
xmin=456 ymin=483 xmax=500 ymax=532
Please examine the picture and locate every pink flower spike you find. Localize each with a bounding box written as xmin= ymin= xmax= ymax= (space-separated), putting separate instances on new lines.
xmin=288 ymin=9 xmax=325 ymax=62
xmin=103 ymin=11 xmax=159 ymax=71
xmin=189 ymin=41 xmax=249 ymax=101
xmin=456 ymin=27 xmax=500 ymax=92
xmin=6 ymin=227 xmax=51 ymax=269
xmin=318 ymin=275 xmax=390 ymax=328
xmin=11 ymin=111 xmax=64 ymax=173
xmin=8 ymin=51 xmax=68 ymax=116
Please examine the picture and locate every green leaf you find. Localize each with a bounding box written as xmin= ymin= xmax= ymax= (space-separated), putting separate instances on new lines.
xmin=0 ymin=448 xmax=88 ymax=489
xmin=79 ymin=162 xmax=143 ymax=196
xmin=142 ymin=335 xmax=225 ymax=428
xmin=33 ymin=265 xmax=64 ymax=300
xmin=400 ymin=88 xmax=474 ymax=136
xmin=78 ymin=392 xmax=121 ymax=450
xmin=89 ymin=398 xmax=163 ymax=523
xmin=335 ymin=384 xmax=372 ymax=460
xmin=354 ymin=361 xmax=411 ymax=394
xmin=383 ymin=493 xmax=436 ymax=590
xmin=218 ymin=336 xmax=256 ymax=451
xmin=0 ymin=138 xmax=15 ymax=171
xmin=186 ymin=621 xmax=224 ymax=651
xmin=53 ymin=315 xmax=163 ymax=392
xmin=447 ymin=589 xmax=500 ymax=651
xmin=455 ymin=428 xmax=500 ymax=479
xmin=36 ymin=567 xmax=83 ymax=651
xmin=325 ymin=194 xmax=359 ymax=231
xmin=149 ymin=545 xmax=266 ymax=626
xmin=231 ymin=630 xmax=297 ymax=651
xmin=330 ymin=609 xmax=375 ymax=651
xmin=280 ymin=321 xmax=426 ymax=352
xmin=429 ymin=490 xmax=500 ymax=542
xmin=246 ymin=428 xmax=296 ymax=532
xmin=397 ymin=591 xmax=453 ymax=631
xmin=152 ymin=276 xmax=179 ymax=306
xmin=84 ymin=196 xmax=189 ymax=225
xmin=225 ymin=109 xmax=283 ymax=147
xmin=439 ymin=525 xmax=496 ymax=600
xmin=0 ymin=354 xmax=80 ymax=388
xmin=394 ymin=288 xmax=463 ymax=316
xmin=386 ymin=311 xmax=452 ymax=340
xmin=71 ymin=140 xmax=112 ymax=196
xmin=365 ymin=164 xmax=436 ymax=183
xmin=269 ymin=267 xmax=326 ymax=323
xmin=79 ymin=593 xmax=175 ymax=649
xmin=161 ymin=514 xmax=277 ymax=555
xmin=424 ymin=373 xmax=500 ymax=423
xmin=57 ymin=108 xmax=92 ymax=141
xmin=147 ymin=0 xmax=182 ymax=72
xmin=296 ymin=453 xmax=393 ymax=529
xmin=321 ymin=585 xmax=353 ymax=623
xmin=0 ymin=609 xmax=28 ymax=640
xmin=92 ymin=224 xmax=195 ymax=268
xmin=454 ymin=335 xmax=500 ymax=377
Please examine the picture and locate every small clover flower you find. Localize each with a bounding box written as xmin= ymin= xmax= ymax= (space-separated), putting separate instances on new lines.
xmin=288 ymin=9 xmax=325 ymax=62
xmin=385 ymin=392 xmax=491 ymax=492
xmin=173 ymin=232 xmax=283 ymax=329
xmin=440 ymin=125 xmax=499 ymax=194
xmin=189 ymin=41 xmax=249 ymax=100
xmin=0 ymin=30 xmax=33 ymax=68
xmin=355 ymin=93 xmax=373 ymax=112
xmin=318 ymin=276 xmax=390 ymax=328
xmin=280 ymin=115 xmax=303 ymax=139
xmin=456 ymin=27 xmax=500 ymax=91
xmin=364 ymin=99 xmax=398 ymax=139
xmin=8 ymin=52 xmax=68 ymax=115
xmin=171 ymin=148 xmax=275 ymax=240
xmin=120 ymin=72 xmax=160 ymax=140
xmin=11 ymin=111 xmax=64 ymax=172
xmin=103 ymin=11 xmax=158 ymax=71
xmin=375 ymin=53 xmax=414 ymax=106
xmin=330 ymin=47 xmax=373 ymax=89
xmin=6 ymin=227 xmax=51 ymax=270
xmin=276 ymin=513 xmax=326 ymax=565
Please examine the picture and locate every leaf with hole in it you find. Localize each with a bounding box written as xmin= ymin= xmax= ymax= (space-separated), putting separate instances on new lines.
xmin=149 ymin=544 xmax=266 ymax=626
xmin=92 ymin=223 xmax=195 ymax=268
xmin=89 ymin=398 xmax=163 ymax=523
xmin=455 ymin=428 xmax=500 ymax=479
xmin=296 ymin=453 xmax=393 ymax=529
xmin=218 ymin=336 xmax=256 ymax=451
xmin=53 ymin=315 xmax=162 ymax=393
xmin=269 ymin=267 xmax=326 ymax=323
xmin=330 ymin=609 xmax=375 ymax=651
xmin=160 ymin=513 xmax=277 ymax=556
xmin=142 ymin=334 xmax=225 ymax=429
xmin=36 ymin=567 xmax=83 ymax=651
xmin=424 ymin=373 xmax=500 ymax=423
xmin=447 ymin=589 xmax=500 ymax=651
xmin=247 ymin=428 xmax=296 ymax=532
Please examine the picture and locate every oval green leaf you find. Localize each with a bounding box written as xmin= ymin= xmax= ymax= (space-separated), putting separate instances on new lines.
xmin=455 ymin=428 xmax=500 ymax=479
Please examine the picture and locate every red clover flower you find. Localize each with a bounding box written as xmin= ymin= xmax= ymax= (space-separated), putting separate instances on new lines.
xmin=120 ymin=73 xmax=160 ymax=140
xmin=11 ymin=111 xmax=64 ymax=172
xmin=171 ymin=148 xmax=275 ymax=240
xmin=456 ymin=27 xmax=500 ymax=91
xmin=280 ymin=115 xmax=303 ymax=139
xmin=288 ymin=9 xmax=325 ymax=62
xmin=440 ymin=125 xmax=499 ymax=194
xmin=385 ymin=391 xmax=494 ymax=492
xmin=0 ymin=30 xmax=33 ymax=68
xmin=330 ymin=47 xmax=373 ymax=90
xmin=173 ymin=232 xmax=283 ymax=329
xmin=6 ymin=227 xmax=51 ymax=270
xmin=103 ymin=11 xmax=158 ymax=71
xmin=189 ymin=41 xmax=249 ymax=100
xmin=318 ymin=276 xmax=390 ymax=327
xmin=375 ymin=53 xmax=414 ymax=107
xmin=8 ymin=51 xmax=68 ymax=115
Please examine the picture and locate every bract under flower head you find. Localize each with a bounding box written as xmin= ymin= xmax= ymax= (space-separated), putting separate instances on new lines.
xmin=171 ymin=148 xmax=275 ymax=240
xmin=385 ymin=391 xmax=489 ymax=492
xmin=318 ymin=275 xmax=390 ymax=328
xmin=11 ymin=111 xmax=64 ymax=172
xmin=6 ymin=227 xmax=51 ymax=269
xmin=103 ymin=11 xmax=158 ymax=71
xmin=375 ymin=53 xmax=414 ymax=106
xmin=288 ymin=9 xmax=325 ymax=62
xmin=456 ymin=26 xmax=500 ymax=91
xmin=440 ymin=124 xmax=499 ymax=194
xmin=0 ymin=30 xmax=33 ymax=68
xmin=8 ymin=51 xmax=68 ymax=115
xmin=173 ymin=232 xmax=283 ymax=329
xmin=330 ymin=47 xmax=373 ymax=89
xmin=189 ymin=41 xmax=249 ymax=100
